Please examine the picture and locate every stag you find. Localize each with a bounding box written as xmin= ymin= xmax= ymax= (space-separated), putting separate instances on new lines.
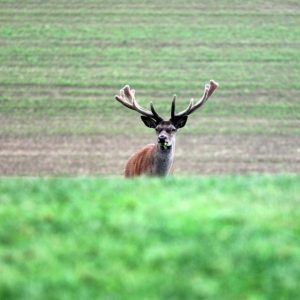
xmin=115 ymin=80 xmax=218 ymax=177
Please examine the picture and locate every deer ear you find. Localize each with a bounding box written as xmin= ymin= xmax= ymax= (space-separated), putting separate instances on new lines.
xmin=141 ymin=116 xmax=158 ymax=128
xmin=173 ymin=116 xmax=188 ymax=129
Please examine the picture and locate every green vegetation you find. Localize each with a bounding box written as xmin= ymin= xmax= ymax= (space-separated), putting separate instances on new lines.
xmin=0 ymin=0 xmax=299 ymax=137
xmin=1 ymin=175 xmax=300 ymax=299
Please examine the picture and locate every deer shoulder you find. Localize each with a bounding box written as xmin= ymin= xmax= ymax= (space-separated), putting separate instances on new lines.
xmin=125 ymin=144 xmax=156 ymax=177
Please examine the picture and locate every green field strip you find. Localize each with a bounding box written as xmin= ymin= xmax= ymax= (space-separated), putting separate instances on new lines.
xmin=1 ymin=96 xmax=300 ymax=119
xmin=2 ymin=39 xmax=300 ymax=50
xmin=1 ymin=24 xmax=299 ymax=42
xmin=1 ymin=13 xmax=299 ymax=26
xmin=1 ymin=88 xmax=299 ymax=101
xmin=1 ymin=115 xmax=299 ymax=137
xmin=0 ymin=0 xmax=298 ymax=15
xmin=0 ymin=63 xmax=298 ymax=78
xmin=1 ymin=76 xmax=299 ymax=91
xmin=1 ymin=63 xmax=299 ymax=85
xmin=0 ymin=175 xmax=299 ymax=299
xmin=1 ymin=46 xmax=299 ymax=65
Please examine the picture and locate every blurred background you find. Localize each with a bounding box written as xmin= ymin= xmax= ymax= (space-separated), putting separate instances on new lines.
xmin=1 ymin=0 xmax=299 ymax=176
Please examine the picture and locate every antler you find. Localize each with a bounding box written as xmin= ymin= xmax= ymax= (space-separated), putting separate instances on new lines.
xmin=171 ymin=80 xmax=218 ymax=119
xmin=115 ymin=85 xmax=163 ymax=122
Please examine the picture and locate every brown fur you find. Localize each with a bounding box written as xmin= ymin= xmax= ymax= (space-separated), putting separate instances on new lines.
xmin=125 ymin=144 xmax=156 ymax=177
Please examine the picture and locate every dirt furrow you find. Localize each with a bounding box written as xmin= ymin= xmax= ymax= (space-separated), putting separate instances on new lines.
xmin=1 ymin=135 xmax=299 ymax=176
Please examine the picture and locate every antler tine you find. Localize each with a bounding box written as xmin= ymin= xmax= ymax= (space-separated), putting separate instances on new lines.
xmin=115 ymin=85 xmax=133 ymax=108
xmin=132 ymin=96 xmax=162 ymax=120
xmin=174 ymin=80 xmax=218 ymax=117
xmin=171 ymin=95 xmax=176 ymax=119
xmin=115 ymin=85 xmax=163 ymax=121
xmin=150 ymin=102 xmax=163 ymax=121
xmin=172 ymin=98 xmax=194 ymax=118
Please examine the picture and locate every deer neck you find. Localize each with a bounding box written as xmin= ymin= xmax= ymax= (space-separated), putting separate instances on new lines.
xmin=152 ymin=138 xmax=175 ymax=176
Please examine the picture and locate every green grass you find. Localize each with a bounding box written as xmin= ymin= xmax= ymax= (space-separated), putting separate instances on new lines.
xmin=1 ymin=175 xmax=300 ymax=299
xmin=0 ymin=0 xmax=300 ymax=137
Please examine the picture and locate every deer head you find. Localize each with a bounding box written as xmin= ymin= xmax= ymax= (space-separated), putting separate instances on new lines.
xmin=115 ymin=80 xmax=218 ymax=150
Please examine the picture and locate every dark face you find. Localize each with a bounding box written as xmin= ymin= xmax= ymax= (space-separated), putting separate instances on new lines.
xmin=141 ymin=116 xmax=188 ymax=150
xmin=155 ymin=121 xmax=177 ymax=149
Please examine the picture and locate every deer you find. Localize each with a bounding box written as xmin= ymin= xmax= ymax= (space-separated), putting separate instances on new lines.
xmin=115 ymin=80 xmax=218 ymax=177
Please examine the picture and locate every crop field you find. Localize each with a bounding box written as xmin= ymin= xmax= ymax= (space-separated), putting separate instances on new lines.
xmin=1 ymin=1 xmax=300 ymax=299
xmin=0 ymin=0 xmax=299 ymax=175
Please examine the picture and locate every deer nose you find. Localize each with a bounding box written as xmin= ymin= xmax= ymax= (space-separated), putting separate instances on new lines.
xmin=158 ymin=135 xmax=167 ymax=142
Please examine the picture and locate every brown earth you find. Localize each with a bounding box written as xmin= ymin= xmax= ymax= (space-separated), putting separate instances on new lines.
xmin=1 ymin=134 xmax=299 ymax=176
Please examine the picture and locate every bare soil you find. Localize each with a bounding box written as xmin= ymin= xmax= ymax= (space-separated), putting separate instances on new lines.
xmin=1 ymin=134 xmax=299 ymax=176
